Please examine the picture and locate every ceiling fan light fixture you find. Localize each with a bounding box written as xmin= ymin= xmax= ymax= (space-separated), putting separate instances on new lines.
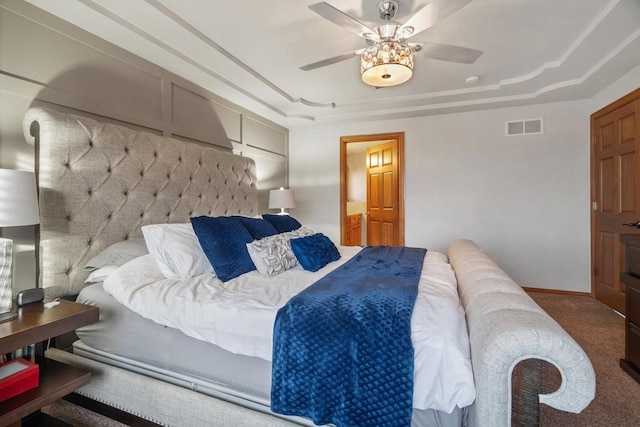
xmin=361 ymin=41 xmax=414 ymax=87
xmin=378 ymin=23 xmax=398 ymax=39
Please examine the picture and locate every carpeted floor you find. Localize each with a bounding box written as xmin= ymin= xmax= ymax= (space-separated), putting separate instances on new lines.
xmin=39 ymin=399 xmax=126 ymax=426
xmin=528 ymin=292 xmax=640 ymax=427
xmin=39 ymin=292 xmax=640 ymax=426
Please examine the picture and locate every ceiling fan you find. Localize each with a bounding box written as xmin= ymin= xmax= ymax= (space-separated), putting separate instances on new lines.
xmin=300 ymin=0 xmax=483 ymax=87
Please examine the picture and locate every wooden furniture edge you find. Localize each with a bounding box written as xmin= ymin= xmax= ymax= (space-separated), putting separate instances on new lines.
xmin=0 ymin=301 xmax=99 ymax=354
xmin=620 ymin=359 xmax=640 ymax=383
xmin=0 ymin=359 xmax=90 ymax=425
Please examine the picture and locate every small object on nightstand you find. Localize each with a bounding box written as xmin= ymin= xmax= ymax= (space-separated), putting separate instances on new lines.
xmin=43 ymin=300 xmax=60 ymax=309
xmin=16 ymin=289 xmax=44 ymax=307
xmin=0 ymin=358 xmax=39 ymax=402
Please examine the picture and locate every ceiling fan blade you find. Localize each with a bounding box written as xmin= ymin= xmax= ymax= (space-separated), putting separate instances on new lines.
xmin=413 ymin=42 xmax=482 ymax=64
xmin=299 ymin=50 xmax=363 ymax=71
xmin=401 ymin=0 xmax=472 ymax=38
xmin=309 ymin=2 xmax=377 ymax=39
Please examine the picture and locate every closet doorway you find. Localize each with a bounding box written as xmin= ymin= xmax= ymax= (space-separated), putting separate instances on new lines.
xmin=340 ymin=132 xmax=405 ymax=247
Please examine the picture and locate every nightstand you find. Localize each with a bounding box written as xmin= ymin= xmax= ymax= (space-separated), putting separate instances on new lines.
xmin=0 ymin=299 xmax=99 ymax=426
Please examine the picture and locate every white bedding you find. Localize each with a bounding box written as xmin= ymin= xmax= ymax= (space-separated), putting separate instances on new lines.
xmin=103 ymin=247 xmax=476 ymax=413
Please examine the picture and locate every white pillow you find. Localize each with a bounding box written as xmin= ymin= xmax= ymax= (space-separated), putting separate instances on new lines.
xmin=141 ymin=223 xmax=215 ymax=280
xmin=246 ymin=227 xmax=314 ymax=277
xmin=84 ymin=238 xmax=148 ymax=271
xmin=84 ymin=265 xmax=118 ymax=285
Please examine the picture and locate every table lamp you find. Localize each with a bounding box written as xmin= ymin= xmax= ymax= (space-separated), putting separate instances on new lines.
xmin=0 ymin=169 xmax=40 ymax=322
xmin=269 ymin=187 xmax=296 ymax=215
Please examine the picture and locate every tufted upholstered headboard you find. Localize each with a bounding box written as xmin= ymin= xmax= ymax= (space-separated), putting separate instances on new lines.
xmin=23 ymin=107 xmax=258 ymax=298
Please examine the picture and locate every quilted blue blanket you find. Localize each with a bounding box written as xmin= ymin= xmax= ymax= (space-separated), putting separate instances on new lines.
xmin=271 ymin=246 xmax=427 ymax=427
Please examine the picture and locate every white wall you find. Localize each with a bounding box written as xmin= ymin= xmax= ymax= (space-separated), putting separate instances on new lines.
xmin=347 ymin=153 xmax=366 ymax=202
xmin=590 ymin=64 xmax=640 ymax=112
xmin=290 ymin=100 xmax=591 ymax=292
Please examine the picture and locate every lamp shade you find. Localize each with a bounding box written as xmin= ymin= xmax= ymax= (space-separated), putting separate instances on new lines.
xmin=0 ymin=169 xmax=40 ymax=227
xmin=361 ymin=41 xmax=414 ymax=87
xmin=269 ymin=188 xmax=296 ymax=210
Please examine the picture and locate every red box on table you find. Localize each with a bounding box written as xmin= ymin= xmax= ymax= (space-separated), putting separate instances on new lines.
xmin=0 ymin=358 xmax=39 ymax=402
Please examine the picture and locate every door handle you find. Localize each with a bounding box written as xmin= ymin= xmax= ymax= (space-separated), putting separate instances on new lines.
xmin=623 ymin=221 xmax=640 ymax=228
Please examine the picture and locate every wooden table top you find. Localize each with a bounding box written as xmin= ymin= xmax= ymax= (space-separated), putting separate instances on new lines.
xmin=0 ymin=300 xmax=99 ymax=355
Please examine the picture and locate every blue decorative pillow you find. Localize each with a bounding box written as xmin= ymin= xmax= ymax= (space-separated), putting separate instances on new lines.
xmin=290 ymin=233 xmax=340 ymax=272
xmin=262 ymin=214 xmax=302 ymax=233
xmin=235 ymin=216 xmax=278 ymax=240
xmin=190 ymin=216 xmax=256 ymax=282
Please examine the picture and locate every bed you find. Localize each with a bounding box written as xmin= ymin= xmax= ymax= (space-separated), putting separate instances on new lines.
xmin=23 ymin=106 xmax=596 ymax=427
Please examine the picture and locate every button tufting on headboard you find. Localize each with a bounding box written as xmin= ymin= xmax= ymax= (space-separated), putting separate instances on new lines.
xmin=23 ymin=107 xmax=258 ymax=298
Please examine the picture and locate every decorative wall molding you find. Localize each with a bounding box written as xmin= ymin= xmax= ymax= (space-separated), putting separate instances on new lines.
xmin=15 ymin=0 xmax=640 ymax=127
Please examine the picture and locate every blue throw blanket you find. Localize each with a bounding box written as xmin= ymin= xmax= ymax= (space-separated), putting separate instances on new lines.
xmin=271 ymin=246 xmax=427 ymax=427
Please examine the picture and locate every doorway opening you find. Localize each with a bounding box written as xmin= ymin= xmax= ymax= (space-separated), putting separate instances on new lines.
xmin=340 ymin=132 xmax=405 ymax=247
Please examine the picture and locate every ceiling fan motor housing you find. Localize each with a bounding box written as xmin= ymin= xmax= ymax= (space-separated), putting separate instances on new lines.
xmin=377 ymin=0 xmax=399 ymax=20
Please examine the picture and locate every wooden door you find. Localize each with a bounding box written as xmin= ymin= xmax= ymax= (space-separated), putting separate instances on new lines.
xmin=593 ymin=97 xmax=640 ymax=314
xmin=366 ymin=141 xmax=399 ymax=246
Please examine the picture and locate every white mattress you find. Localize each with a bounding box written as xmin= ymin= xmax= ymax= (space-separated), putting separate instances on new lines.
xmin=103 ymin=247 xmax=475 ymax=413
xmin=76 ymin=283 xmax=273 ymax=400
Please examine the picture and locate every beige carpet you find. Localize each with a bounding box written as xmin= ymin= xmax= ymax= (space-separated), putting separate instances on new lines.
xmin=529 ymin=292 xmax=640 ymax=427
xmin=41 ymin=399 xmax=127 ymax=426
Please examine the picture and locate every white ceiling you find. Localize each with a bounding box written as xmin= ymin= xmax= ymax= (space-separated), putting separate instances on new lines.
xmin=24 ymin=0 xmax=640 ymax=128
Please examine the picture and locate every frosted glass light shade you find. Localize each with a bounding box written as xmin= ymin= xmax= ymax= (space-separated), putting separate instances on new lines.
xmin=269 ymin=188 xmax=296 ymax=215
xmin=361 ymin=41 xmax=414 ymax=87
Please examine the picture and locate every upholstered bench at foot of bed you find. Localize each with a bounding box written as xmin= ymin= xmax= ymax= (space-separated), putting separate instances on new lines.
xmin=447 ymin=239 xmax=596 ymax=427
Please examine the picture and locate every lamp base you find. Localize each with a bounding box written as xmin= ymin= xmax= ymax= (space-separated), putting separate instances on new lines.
xmin=0 ymin=311 xmax=17 ymax=323
xmin=0 ymin=238 xmax=14 ymax=315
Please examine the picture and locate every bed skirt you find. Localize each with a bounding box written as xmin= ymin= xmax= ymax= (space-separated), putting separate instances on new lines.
xmin=46 ymin=346 xmax=302 ymax=427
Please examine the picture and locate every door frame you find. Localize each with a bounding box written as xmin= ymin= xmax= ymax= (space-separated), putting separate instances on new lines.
xmin=339 ymin=132 xmax=405 ymax=246
xmin=590 ymin=87 xmax=640 ymax=302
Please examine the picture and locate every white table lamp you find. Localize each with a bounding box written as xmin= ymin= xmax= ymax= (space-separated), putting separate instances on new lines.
xmin=269 ymin=187 xmax=296 ymax=215
xmin=0 ymin=169 xmax=40 ymax=322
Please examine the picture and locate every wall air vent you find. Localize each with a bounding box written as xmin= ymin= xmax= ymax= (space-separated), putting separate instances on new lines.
xmin=505 ymin=118 xmax=543 ymax=136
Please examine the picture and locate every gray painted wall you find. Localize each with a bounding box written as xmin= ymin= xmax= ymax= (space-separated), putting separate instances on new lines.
xmin=0 ymin=1 xmax=288 ymax=292
xmin=289 ymin=100 xmax=591 ymax=293
xmin=590 ymin=64 xmax=640 ymax=113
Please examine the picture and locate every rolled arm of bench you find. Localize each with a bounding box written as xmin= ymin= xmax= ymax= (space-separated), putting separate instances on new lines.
xmin=448 ymin=239 xmax=595 ymax=427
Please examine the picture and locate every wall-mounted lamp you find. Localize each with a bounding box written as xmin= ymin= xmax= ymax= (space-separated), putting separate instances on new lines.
xmin=0 ymin=169 xmax=40 ymax=322
xmin=268 ymin=187 xmax=296 ymax=215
